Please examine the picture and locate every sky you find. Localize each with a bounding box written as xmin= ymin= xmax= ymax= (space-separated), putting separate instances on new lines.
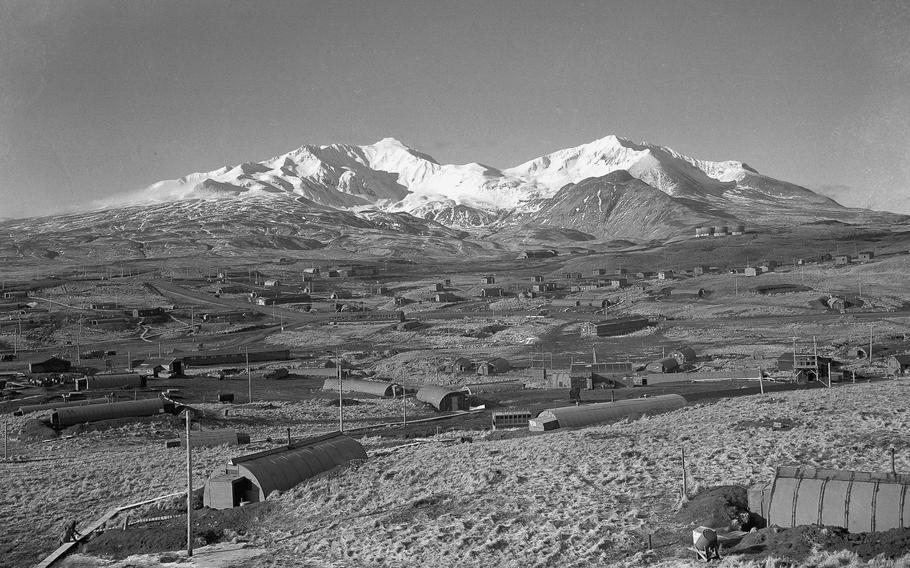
xmin=1 ymin=0 xmax=909 ymax=219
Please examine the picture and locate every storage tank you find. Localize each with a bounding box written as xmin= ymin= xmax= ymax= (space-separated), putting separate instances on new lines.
xmin=529 ymin=394 xmax=686 ymax=431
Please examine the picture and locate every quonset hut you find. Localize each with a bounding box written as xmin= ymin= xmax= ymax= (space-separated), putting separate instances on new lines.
xmin=416 ymin=385 xmax=467 ymax=411
xmin=321 ymin=378 xmax=402 ymax=397
xmin=529 ymin=394 xmax=686 ymax=431
xmin=50 ymin=398 xmax=174 ymax=429
xmin=15 ymin=397 xmax=111 ymax=416
xmin=203 ymin=432 xmax=366 ymax=510
xmin=749 ymin=466 xmax=910 ymax=533
xmin=74 ymin=373 xmax=145 ymax=391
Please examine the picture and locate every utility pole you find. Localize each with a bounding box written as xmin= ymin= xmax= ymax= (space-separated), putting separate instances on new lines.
xmin=246 ymin=348 xmax=251 ymax=403
xmin=869 ymin=324 xmax=875 ymax=364
xmin=401 ymin=387 xmax=407 ymax=425
xmin=185 ymin=409 xmax=193 ymax=557
xmin=337 ymin=352 xmax=344 ymax=432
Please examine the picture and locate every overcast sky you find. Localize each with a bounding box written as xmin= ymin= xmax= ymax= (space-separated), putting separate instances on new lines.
xmin=1 ymin=0 xmax=908 ymax=218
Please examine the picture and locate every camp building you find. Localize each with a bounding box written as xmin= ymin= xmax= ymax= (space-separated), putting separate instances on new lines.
xmin=416 ymin=385 xmax=467 ymax=411
xmin=203 ymin=433 xmax=366 ymax=510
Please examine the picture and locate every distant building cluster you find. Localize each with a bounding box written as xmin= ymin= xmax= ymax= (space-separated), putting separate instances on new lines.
xmin=694 ymin=224 xmax=746 ymax=237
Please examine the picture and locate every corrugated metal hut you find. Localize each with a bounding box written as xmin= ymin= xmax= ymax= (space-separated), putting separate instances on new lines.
xmin=75 ymin=373 xmax=145 ymax=391
xmin=671 ymin=346 xmax=697 ymax=365
xmin=203 ymin=432 xmax=366 ymax=510
xmin=887 ymin=355 xmax=910 ymax=376
xmin=50 ymin=398 xmax=173 ymax=428
xmin=529 ymin=395 xmax=686 ymax=431
xmin=15 ymin=397 xmax=111 ymax=416
xmin=749 ymin=466 xmax=910 ymax=533
xmin=416 ymin=385 xmax=467 ymax=411
xmin=477 ymin=357 xmax=510 ymax=375
xmin=657 ymin=357 xmax=680 ymax=373
xmin=321 ymin=378 xmax=402 ymax=397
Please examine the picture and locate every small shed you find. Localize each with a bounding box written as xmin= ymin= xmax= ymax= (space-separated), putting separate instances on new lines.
xmin=167 ymin=429 xmax=249 ymax=449
xmin=529 ymin=395 xmax=686 ymax=431
xmin=481 ymin=275 xmax=495 ymax=284
xmin=203 ymin=433 xmax=366 ymax=510
xmin=744 ymin=267 xmax=759 ymax=277
xmin=887 ymin=355 xmax=910 ymax=376
xmin=858 ymin=251 xmax=874 ymax=262
xmin=657 ymin=271 xmax=674 ymax=280
xmin=835 ymin=255 xmax=851 ymax=266
xmin=477 ymin=357 xmax=510 ymax=376
xmin=321 ymin=378 xmax=402 ymax=397
xmin=416 ymin=385 xmax=467 ymax=411
xmin=263 ymin=280 xmax=280 ymax=287
xmin=433 ymin=283 xmax=444 ymax=292
xmin=533 ymin=275 xmax=545 ymax=283
xmin=452 ymin=357 xmax=474 ymax=373
xmin=480 ymin=287 xmax=503 ymax=298
xmin=492 ymin=409 xmax=532 ymax=430
xmin=693 ymin=265 xmax=709 ymax=276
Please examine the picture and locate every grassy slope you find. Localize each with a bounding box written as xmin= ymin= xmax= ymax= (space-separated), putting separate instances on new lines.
xmin=251 ymin=381 xmax=910 ymax=567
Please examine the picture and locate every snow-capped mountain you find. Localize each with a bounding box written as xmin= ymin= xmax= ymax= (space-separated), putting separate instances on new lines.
xmin=81 ymin=132 xmax=904 ymax=244
xmin=128 ymin=134 xmax=845 ymax=226
xmin=136 ymin=137 xmax=538 ymax=214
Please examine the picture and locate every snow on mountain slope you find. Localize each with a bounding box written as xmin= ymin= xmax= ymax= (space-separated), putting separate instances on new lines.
xmin=103 ymin=133 xmax=864 ymax=236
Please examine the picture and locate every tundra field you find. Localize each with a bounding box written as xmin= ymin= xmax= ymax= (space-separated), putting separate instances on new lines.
xmin=2 ymin=224 xmax=910 ymax=567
